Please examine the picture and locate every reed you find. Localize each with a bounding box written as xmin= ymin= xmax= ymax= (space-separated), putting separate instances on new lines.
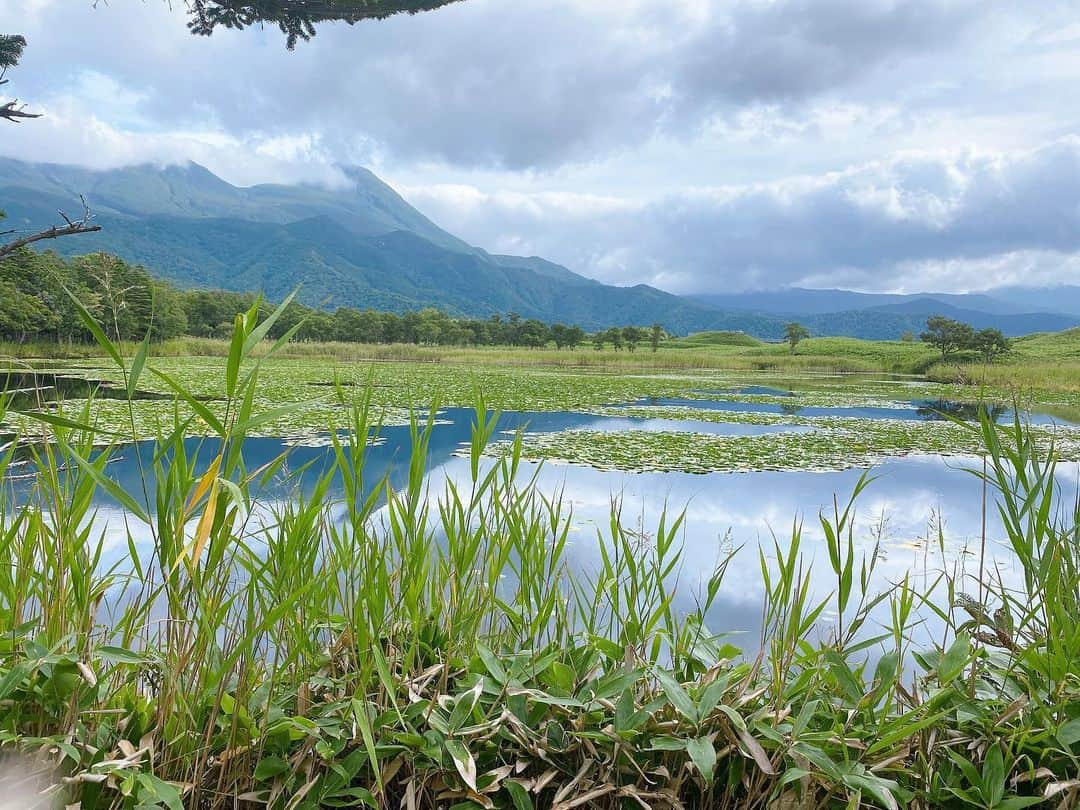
xmin=0 ymin=302 xmax=1077 ymax=808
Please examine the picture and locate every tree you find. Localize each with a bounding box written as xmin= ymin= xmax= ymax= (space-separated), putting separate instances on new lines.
xmin=550 ymin=323 xmax=571 ymax=349
xmin=516 ymin=319 xmax=550 ymax=348
xmin=920 ymin=315 xmax=975 ymax=360
xmin=0 ymin=35 xmax=37 ymax=124
xmin=650 ymin=323 xmax=664 ymax=352
xmin=783 ymin=322 xmax=810 ymax=354
xmin=0 ymin=278 xmax=55 ymax=342
xmin=150 ymin=281 xmax=190 ymax=341
xmin=297 ymin=311 xmax=335 ymax=342
xmin=591 ymin=332 xmax=605 ymax=351
xmin=416 ymin=308 xmax=446 ymax=344
xmin=186 ymin=1 xmax=465 ymax=48
xmin=972 ymin=328 xmax=1009 ymax=363
xmin=549 ymin=324 xmax=585 ymax=350
xmin=1 ymin=37 xmax=102 ymax=258
xmin=622 ymin=326 xmax=643 ymax=352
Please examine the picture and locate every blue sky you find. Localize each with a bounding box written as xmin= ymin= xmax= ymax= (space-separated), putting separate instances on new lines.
xmin=3 ymin=0 xmax=1080 ymax=294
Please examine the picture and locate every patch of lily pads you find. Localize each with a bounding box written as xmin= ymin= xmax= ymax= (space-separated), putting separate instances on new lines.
xmin=5 ymin=359 xmax=1080 ymax=473
xmin=483 ymin=416 xmax=1080 ymax=474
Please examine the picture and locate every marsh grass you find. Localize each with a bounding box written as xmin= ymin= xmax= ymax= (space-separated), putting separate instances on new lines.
xmin=6 ymin=327 xmax=1080 ymax=396
xmin=0 ymin=304 xmax=1078 ymax=808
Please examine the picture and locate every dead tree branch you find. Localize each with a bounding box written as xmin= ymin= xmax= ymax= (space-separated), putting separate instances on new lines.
xmin=0 ymin=99 xmax=41 ymax=123
xmin=0 ymin=196 xmax=101 ymax=259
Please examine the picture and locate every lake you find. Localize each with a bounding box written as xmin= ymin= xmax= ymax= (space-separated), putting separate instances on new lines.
xmin=12 ymin=382 xmax=1078 ymax=650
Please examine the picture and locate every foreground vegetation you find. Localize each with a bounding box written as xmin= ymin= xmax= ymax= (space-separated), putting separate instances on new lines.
xmin=0 ymin=301 xmax=1079 ymax=808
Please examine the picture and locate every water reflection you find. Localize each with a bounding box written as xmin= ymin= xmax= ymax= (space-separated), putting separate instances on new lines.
xmin=10 ymin=405 xmax=1076 ymax=653
xmin=0 ymin=370 xmax=180 ymax=412
xmin=640 ymin=396 xmax=1076 ymax=426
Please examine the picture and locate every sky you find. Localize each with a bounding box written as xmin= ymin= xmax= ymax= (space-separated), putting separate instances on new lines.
xmin=2 ymin=0 xmax=1080 ymax=294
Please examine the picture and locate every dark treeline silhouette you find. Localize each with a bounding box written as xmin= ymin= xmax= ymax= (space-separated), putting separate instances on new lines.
xmin=0 ymin=249 xmax=666 ymax=350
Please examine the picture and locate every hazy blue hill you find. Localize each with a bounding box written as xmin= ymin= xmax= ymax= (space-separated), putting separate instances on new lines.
xmin=801 ymin=302 xmax=1079 ymax=339
xmin=695 ymin=288 xmax=1034 ymax=317
xmin=989 ymin=285 xmax=1080 ymax=318
xmin=695 ymin=289 xmax=906 ymax=315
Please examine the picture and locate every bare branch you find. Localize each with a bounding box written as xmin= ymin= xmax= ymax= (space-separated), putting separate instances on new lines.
xmin=0 ymin=99 xmax=41 ymax=123
xmin=0 ymin=196 xmax=101 ymax=259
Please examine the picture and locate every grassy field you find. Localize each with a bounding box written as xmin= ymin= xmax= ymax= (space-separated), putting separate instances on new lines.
xmin=925 ymin=328 xmax=1080 ymax=393
xmin=2 ymin=304 xmax=1080 ymax=808
xmin=3 ymin=326 xmax=1078 ymax=389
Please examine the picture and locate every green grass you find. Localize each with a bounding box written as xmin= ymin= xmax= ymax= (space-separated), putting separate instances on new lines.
xmin=4 ymin=325 xmax=1080 ymax=397
xmin=671 ymin=332 xmax=940 ymax=373
xmin=927 ymin=328 xmax=1080 ymax=394
xmin=668 ymin=330 xmax=765 ymax=349
xmin=1 ymin=305 xmax=1079 ymax=808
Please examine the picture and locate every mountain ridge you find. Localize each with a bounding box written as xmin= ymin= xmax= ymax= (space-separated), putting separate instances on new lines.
xmin=2 ymin=156 xmax=1077 ymax=338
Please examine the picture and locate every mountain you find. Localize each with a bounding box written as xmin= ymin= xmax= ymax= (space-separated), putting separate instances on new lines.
xmin=694 ymin=288 xmax=1038 ymax=317
xmin=0 ymin=157 xmax=752 ymax=334
xmin=1 ymin=156 xmax=1076 ymax=339
xmin=0 ymin=158 xmax=477 ymax=254
xmin=799 ymin=301 xmax=1078 ymax=339
xmin=987 ymin=286 xmax=1080 ymax=318
xmin=694 ymin=288 xmax=1079 ymax=338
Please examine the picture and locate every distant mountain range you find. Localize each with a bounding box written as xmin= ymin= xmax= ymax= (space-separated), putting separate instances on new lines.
xmin=1 ymin=156 xmax=1077 ymax=339
xmin=692 ymin=290 xmax=1080 ymax=339
xmin=695 ymin=288 xmax=1080 ymax=319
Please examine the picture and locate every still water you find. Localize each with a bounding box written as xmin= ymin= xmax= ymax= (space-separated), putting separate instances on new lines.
xmin=15 ymin=402 xmax=1077 ymax=649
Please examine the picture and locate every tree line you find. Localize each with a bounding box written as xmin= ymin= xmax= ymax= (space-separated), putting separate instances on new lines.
xmin=0 ymin=248 xmax=668 ymax=350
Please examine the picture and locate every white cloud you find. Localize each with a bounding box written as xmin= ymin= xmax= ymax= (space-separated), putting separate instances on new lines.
xmin=3 ymin=0 xmax=1080 ymax=293
xmin=400 ymin=138 xmax=1080 ymax=293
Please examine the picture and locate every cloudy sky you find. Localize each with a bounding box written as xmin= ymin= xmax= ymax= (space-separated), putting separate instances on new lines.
xmin=3 ymin=0 xmax=1080 ymax=294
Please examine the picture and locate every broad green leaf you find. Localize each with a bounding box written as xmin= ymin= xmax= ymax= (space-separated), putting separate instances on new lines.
xmin=254 ymin=756 xmax=288 ymax=781
xmin=351 ymin=698 xmax=383 ymax=793
xmin=96 ymin=646 xmax=147 ymax=665
xmin=136 ymin=773 xmax=185 ymax=810
xmin=939 ymin=632 xmax=971 ymax=684
xmin=1057 ymin=717 xmax=1080 ymax=747
xmin=687 ymin=736 xmax=717 ymax=783
xmin=655 ymin=668 xmax=697 ymax=724
xmin=444 ymin=739 xmax=477 ymax=792
xmin=504 ymin=780 xmax=534 ymax=810
xmin=127 ymin=333 xmax=151 ymax=399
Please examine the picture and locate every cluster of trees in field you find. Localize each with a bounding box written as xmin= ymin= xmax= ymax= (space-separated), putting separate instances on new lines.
xmin=779 ymin=316 xmax=1011 ymax=363
xmin=0 ymin=249 xmax=668 ymax=350
xmin=919 ymin=315 xmax=1010 ymax=363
